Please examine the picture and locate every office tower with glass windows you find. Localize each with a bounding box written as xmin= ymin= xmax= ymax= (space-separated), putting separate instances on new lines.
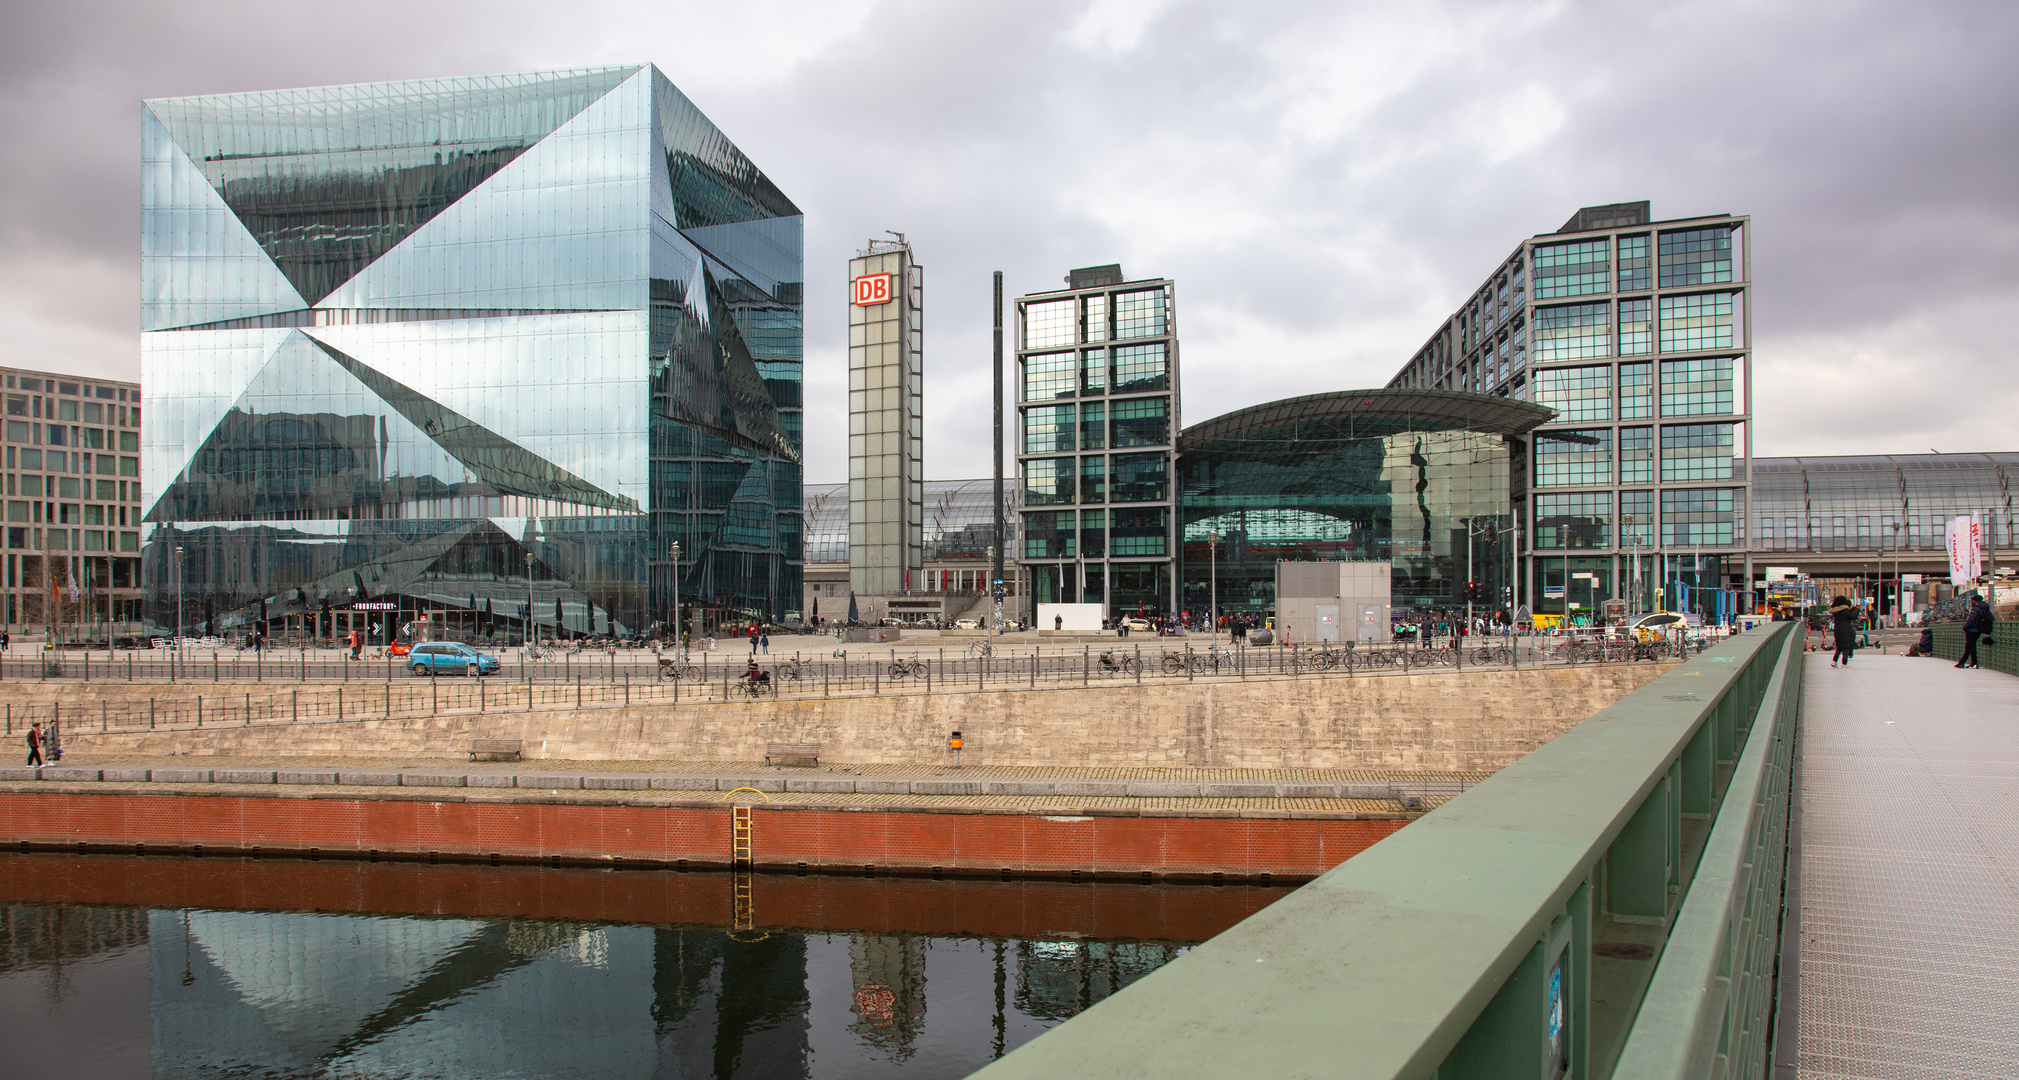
xmin=1 ymin=367 xmax=146 ymax=640
xmin=846 ymin=239 xmax=923 ymax=598
xmin=140 ymin=66 xmax=804 ymax=642
xmin=1016 ymin=265 xmax=1179 ymax=618
xmin=1387 ymin=202 xmax=1751 ymax=621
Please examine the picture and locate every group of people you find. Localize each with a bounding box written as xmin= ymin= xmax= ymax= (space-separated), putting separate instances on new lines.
xmin=23 ymin=721 xmax=58 ymax=767
xmin=1846 ymin=592 xmax=1997 ymax=669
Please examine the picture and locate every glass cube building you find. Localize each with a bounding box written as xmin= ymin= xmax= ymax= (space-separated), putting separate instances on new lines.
xmin=140 ymin=66 xmax=803 ymax=642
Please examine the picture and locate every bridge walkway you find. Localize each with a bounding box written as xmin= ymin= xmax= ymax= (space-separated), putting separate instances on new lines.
xmin=1796 ymin=654 xmax=2019 ymax=1078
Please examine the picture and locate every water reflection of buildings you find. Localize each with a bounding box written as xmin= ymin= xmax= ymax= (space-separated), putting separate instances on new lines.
xmin=1 ymin=905 xmax=1197 ymax=1079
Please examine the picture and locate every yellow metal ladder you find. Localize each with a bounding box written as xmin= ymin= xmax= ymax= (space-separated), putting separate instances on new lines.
xmin=732 ymin=804 xmax=753 ymax=867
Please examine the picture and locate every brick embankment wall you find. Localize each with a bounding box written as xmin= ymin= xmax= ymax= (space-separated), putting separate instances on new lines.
xmin=1 ymin=791 xmax=1406 ymax=880
xmin=24 ymin=664 xmax=1675 ymax=773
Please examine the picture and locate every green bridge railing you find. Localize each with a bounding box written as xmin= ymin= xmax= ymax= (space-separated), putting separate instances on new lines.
xmin=973 ymin=621 xmax=1802 ymax=1080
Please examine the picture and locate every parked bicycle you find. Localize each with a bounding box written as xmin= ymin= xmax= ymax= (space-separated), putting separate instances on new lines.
xmin=1096 ymin=650 xmax=1140 ymax=676
xmin=1469 ymin=643 xmax=1514 ymax=665
xmin=774 ymin=658 xmax=809 ymax=681
xmin=887 ymin=658 xmax=927 ymax=680
xmin=966 ymin=641 xmax=995 ymax=660
xmin=656 ymin=656 xmax=703 ymax=681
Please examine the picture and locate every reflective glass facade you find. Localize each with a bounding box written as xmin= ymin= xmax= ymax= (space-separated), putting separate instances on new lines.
xmin=142 ymin=66 xmax=804 ymax=640
xmin=1016 ymin=270 xmax=1178 ymax=617
xmin=1387 ymin=202 xmax=1752 ymax=620
xmin=1177 ymin=390 xmax=1549 ymax=617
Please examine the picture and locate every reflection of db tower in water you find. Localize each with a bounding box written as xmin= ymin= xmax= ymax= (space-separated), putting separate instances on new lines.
xmin=845 ymin=237 xmax=925 ymax=617
xmin=847 ymin=933 xmax=928 ymax=1060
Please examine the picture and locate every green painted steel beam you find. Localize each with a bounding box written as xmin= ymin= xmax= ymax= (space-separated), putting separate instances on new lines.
xmin=970 ymin=624 xmax=1794 ymax=1080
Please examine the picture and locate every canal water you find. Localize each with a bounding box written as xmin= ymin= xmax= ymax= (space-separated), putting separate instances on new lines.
xmin=0 ymin=854 xmax=1291 ymax=1079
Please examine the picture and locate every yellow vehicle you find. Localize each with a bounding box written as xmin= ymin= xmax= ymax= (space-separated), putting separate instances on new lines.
xmin=1629 ymin=612 xmax=1687 ymax=642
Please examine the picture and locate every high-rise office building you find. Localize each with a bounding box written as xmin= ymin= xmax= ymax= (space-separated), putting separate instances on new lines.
xmin=0 ymin=367 xmax=145 ymax=638
xmin=1388 ymin=202 xmax=1752 ymax=621
xmin=1016 ymin=265 xmax=1179 ymax=617
xmin=846 ymin=238 xmax=923 ymax=597
xmin=140 ymin=66 xmax=804 ymax=641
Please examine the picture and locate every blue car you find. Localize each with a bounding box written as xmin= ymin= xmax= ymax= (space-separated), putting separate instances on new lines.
xmin=408 ymin=641 xmax=501 ymax=676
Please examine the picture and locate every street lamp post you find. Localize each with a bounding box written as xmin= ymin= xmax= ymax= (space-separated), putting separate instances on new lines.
xmin=669 ymin=540 xmax=682 ymax=656
xmin=523 ymin=551 xmax=535 ymax=652
xmin=1207 ymin=530 xmax=1220 ymax=640
xmin=174 ymin=544 xmax=185 ymax=678
xmin=985 ymin=546 xmax=997 ymax=646
xmin=1889 ymin=521 xmax=1902 ymax=628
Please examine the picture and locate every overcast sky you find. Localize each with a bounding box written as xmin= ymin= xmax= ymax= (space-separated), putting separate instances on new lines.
xmin=1 ymin=0 xmax=2013 ymax=484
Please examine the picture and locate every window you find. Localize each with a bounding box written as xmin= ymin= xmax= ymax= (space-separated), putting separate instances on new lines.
xmin=58 ymin=503 xmax=80 ymax=523
xmin=1662 ymin=488 xmax=1738 ymax=546
xmin=1619 ymin=363 xmax=1653 ymax=419
xmin=1531 ymin=239 xmax=1609 ymax=298
xmin=1620 ymin=426 xmax=1654 ymax=483
xmin=120 ymin=531 xmax=139 ymax=552
xmin=1111 ymin=452 xmax=1167 ymax=502
xmin=1659 ymin=293 xmax=1734 ymax=352
xmin=81 ymin=429 xmax=103 ymax=449
xmin=1533 ymin=429 xmax=1611 ymax=486
xmin=1617 ymin=234 xmax=1651 ymax=291
xmin=1079 ymin=402 xmax=1105 ymax=450
xmin=3 ymin=396 xmax=22 ymax=417
xmin=18 ymin=449 xmax=38 ymax=469
xmin=1618 ymin=298 xmax=1652 ymax=355
xmin=1023 ymin=299 xmax=1075 ymax=348
xmin=57 ymin=477 xmax=79 ymax=499
xmin=83 ymin=505 xmax=104 ymax=525
xmin=1660 ymin=357 xmax=1735 ymax=417
xmin=56 ymin=399 xmax=77 ymax=421
xmin=119 ymin=431 xmax=138 ymax=452
xmin=1534 ymin=303 xmax=1610 ymax=361
xmin=1659 ymin=227 xmax=1734 ymax=287
xmin=1080 ymin=349 xmax=1106 ymax=394
xmin=1022 ymin=405 xmax=1075 ymax=454
xmin=1079 ymin=508 xmax=1106 ymax=557
xmin=1079 ymin=455 xmax=1106 ymax=503
xmin=83 ymin=530 xmax=105 ymax=551
xmin=1619 ymin=490 xmax=1654 ymax=545
xmin=1533 ymin=366 xmax=1611 ymax=422
xmin=82 ymin=403 xmax=103 ymax=424
xmin=1111 ymin=344 xmax=1168 ymax=393
xmin=1110 ymin=505 xmax=1166 ymax=556
xmin=1534 ymin=492 xmax=1612 ymax=549
xmin=1661 ymin=423 xmax=1736 ymax=481
xmin=5 ymin=502 xmax=25 ymax=523
xmin=95 ymin=480 xmax=116 ymax=501
xmin=1021 ymin=352 xmax=1075 ymax=402
xmin=1082 ymin=295 xmax=1108 ymax=343
xmin=4 ymin=421 xmax=26 ymax=443
xmin=1021 ymin=458 xmax=1075 ymax=506
xmin=1109 ymin=397 xmax=1169 ymax=447
xmin=1114 ymin=288 xmax=1168 ymax=339
xmin=1022 ymin=510 xmax=1075 ymax=558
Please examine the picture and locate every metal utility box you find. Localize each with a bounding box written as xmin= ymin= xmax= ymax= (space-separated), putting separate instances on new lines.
xmin=1275 ymin=561 xmax=1391 ymax=645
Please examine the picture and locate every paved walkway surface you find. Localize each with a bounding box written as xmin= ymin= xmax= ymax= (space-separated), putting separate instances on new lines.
xmin=3 ymin=754 xmax=1486 ymax=815
xmin=1797 ymin=654 xmax=2019 ymax=1078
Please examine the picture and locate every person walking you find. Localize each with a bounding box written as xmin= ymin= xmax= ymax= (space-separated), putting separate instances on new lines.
xmin=348 ymin=628 xmax=363 ymax=661
xmin=25 ymin=722 xmax=42 ymax=767
xmin=1958 ymin=593 xmax=1994 ymax=669
xmin=748 ymin=625 xmax=760 ymax=656
xmin=1829 ymin=595 xmax=1858 ymax=668
xmin=759 ymin=630 xmax=769 ymax=655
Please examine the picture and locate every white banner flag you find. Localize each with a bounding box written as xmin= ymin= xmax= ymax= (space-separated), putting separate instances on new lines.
xmin=1946 ymin=513 xmax=1982 ymax=584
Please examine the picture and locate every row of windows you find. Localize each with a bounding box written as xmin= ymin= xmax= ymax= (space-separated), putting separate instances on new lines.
xmin=2 ymin=375 xmax=137 ymax=403
xmin=6 ymin=500 xmax=139 ymax=526
xmin=1531 ymin=227 xmax=1736 ymax=299
xmin=1532 ymin=294 xmax=1738 ymax=362
xmin=5 ymin=395 xmax=139 ymax=428
xmin=1022 ymin=287 xmax=1171 ymax=349
xmin=1533 ymin=488 xmax=1741 ymax=548
xmin=1021 ymin=344 xmax=1170 ymax=401
xmin=3 ymin=527 xmax=141 ymax=552
xmin=1020 ymin=399 xmax=1170 ymax=453
xmin=4 ymin=421 xmax=141 ymax=452
xmin=1022 ymin=453 xmax=1170 ymax=506
xmin=1533 ymin=359 xmax=1739 ymax=423
xmin=1533 ymin=423 xmax=1740 ymax=486
xmin=1021 ymin=507 xmax=1169 ymax=559
xmin=0 ymin=445 xmax=138 ymax=479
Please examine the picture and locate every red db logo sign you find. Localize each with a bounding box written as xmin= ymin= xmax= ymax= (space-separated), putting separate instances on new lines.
xmin=853 ymin=274 xmax=892 ymax=306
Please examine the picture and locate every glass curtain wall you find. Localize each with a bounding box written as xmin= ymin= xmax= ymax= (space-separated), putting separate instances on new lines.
xmin=142 ymin=66 xmax=804 ymax=640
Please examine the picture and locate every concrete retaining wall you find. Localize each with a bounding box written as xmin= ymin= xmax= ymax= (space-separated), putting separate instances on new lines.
xmin=30 ymin=664 xmax=1674 ymax=771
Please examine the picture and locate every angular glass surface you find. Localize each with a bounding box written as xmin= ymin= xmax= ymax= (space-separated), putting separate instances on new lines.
xmin=1534 ymin=303 xmax=1610 ymax=362
xmin=1532 ymin=366 xmax=1611 ymax=423
xmin=147 ymin=67 xmax=638 ymax=305
xmin=1532 ymin=239 xmax=1608 ymax=299
xmin=1661 ymin=422 xmax=1736 ymax=482
xmin=1533 ymin=428 xmax=1612 ymax=487
xmin=1658 ymin=293 xmax=1734 ymax=352
xmin=140 ymin=109 xmax=308 ymax=331
xmin=319 ymin=69 xmax=653 ymax=313
xmin=1659 ymin=227 xmax=1735 ymax=288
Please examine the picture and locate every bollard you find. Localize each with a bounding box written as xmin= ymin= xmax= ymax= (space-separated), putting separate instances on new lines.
xmin=102 ymin=701 xmax=107 ymax=732
xmin=1032 ymin=647 xmax=1037 ymax=687
xmin=577 ymin=676 xmax=582 ymax=708
xmin=292 ymin=690 xmax=298 ymax=723
xmin=480 ymin=680 xmax=486 ymax=712
xmin=245 ymin=692 xmax=251 ymax=725
xmin=213 ymin=652 xmax=218 ymax=683
xmin=196 ymin=697 xmax=202 ymax=726
xmin=150 ymin=698 xmax=155 ymax=729
xmin=624 ymin=674 xmax=629 ymax=707
xmin=84 ymin=651 xmax=89 ymax=682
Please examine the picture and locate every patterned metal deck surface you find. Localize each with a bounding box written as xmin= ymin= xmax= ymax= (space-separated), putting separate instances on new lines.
xmin=1798 ymin=654 xmax=2019 ymax=1078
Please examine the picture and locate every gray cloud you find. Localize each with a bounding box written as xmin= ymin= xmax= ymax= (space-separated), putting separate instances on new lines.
xmin=1 ymin=0 xmax=2012 ymax=478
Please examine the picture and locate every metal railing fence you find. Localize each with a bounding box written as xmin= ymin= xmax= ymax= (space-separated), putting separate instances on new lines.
xmin=968 ymin=622 xmax=1800 ymax=1080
